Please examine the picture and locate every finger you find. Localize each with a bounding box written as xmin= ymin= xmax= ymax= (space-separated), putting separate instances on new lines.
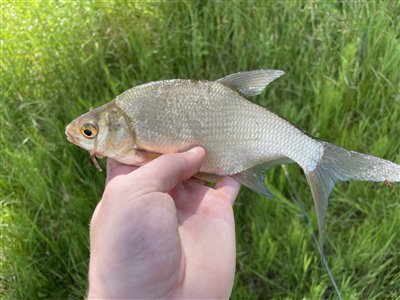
xmin=130 ymin=147 xmax=206 ymax=193
xmin=106 ymin=158 xmax=138 ymax=185
xmin=214 ymin=176 xmax=241 ymax=205
xmin=170 ymin=179 xmax=210 ymax=213
xmin=90 ymin=199 xmax=102 ymax=225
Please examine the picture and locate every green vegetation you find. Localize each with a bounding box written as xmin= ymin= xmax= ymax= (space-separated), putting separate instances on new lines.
xmin=1 ymin=1 xmax=399 ymax=298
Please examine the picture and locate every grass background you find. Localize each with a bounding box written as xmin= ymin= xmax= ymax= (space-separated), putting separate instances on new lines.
xmin=1 ymin=1 xmax=400 ymax=299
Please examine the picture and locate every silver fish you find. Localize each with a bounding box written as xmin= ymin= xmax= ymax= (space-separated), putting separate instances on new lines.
xmin=66 ymin=70 xmax=400 ymax=242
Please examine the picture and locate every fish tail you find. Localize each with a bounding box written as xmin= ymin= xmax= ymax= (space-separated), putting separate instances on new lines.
xmin=305 ymin=142 xmax=400 ymax=245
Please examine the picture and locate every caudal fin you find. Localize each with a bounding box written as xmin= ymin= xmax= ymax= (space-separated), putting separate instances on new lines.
xmin=305 ymin=142 xmax=400 ymax=244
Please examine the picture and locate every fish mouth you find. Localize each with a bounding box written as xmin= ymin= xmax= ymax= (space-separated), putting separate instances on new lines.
xmin=66 ymin=132 xmax=76 ymax=143
xmin=65 ymin=125 xmax=77 ymax=144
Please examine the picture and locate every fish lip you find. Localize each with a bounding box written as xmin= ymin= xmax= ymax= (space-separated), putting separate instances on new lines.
xmin=66 ymin=133 xmax=74 ymax=143
xmin=65 ymin=123 xmax=78 ymax=144
xmin=65 ymin=128 xmax=77 ymax=144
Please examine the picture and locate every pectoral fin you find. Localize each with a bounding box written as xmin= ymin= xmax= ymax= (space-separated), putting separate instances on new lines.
xmin=216 ymin=69 xmax=285 ymax=97
xmin=115 ymin=150 xmax=161 ymax=166
xmin=194 ymin=172 xmax=222 ymax=183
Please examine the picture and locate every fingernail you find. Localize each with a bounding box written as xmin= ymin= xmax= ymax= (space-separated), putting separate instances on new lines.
xmin=187 ymin=146 xmax=202 ymax=153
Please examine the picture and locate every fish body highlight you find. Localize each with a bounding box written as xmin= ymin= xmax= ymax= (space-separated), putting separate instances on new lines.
xmin=66 ymin=70 xmax=400 ymax=242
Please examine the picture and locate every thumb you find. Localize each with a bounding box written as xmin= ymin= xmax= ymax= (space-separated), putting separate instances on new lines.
xmin=130 ymin=147 xmax=206 ymax=193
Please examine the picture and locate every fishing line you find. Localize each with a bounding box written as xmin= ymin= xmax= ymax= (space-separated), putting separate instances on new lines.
xmin=281 ymin=165 xmax=343 ymax=300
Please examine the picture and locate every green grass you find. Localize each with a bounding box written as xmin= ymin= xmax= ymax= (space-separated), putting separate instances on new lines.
xmin=1 ymin=1 xmax=400 ymax=299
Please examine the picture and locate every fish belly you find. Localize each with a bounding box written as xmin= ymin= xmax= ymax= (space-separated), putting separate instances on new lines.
xmin=116 ymin=80 xmax=323 ymax=175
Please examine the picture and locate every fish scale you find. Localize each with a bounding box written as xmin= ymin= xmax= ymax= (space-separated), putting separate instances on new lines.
xmin=66 ymin=69 xmax=400 ymax=244
xmin=116 ymin=80 xmax=322 ymax=175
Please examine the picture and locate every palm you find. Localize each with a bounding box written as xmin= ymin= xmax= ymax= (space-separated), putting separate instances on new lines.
xmin=170 ymin=178 xmax=237 ymax=298
xmin=89 ymin=153 xmax=240 ymax=299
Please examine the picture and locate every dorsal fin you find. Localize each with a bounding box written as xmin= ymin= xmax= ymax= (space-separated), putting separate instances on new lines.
xmin=216 ymin=69 xmax=285 ymax=97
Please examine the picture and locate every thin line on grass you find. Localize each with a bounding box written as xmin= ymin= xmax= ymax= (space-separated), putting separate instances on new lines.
xmin=245 ymin=266 xmax=287 ymax=293
xmin=282 ymin=165 xmax=343 ymax=300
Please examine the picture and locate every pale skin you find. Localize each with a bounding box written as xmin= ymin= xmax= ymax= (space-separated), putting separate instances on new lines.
xmin=88 ymin=147 xmax=241 ymax=299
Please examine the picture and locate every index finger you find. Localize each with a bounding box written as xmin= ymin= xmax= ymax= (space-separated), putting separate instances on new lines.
xmin=106 ymin=158 xmax=138 ymax=185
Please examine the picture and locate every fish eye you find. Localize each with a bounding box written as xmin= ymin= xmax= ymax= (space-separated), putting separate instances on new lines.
xmin=80 ymin=122 xmax=98 ymax=139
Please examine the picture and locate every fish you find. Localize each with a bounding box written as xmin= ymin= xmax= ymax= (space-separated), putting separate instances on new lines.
xmin=65 ymin=70 xmax=400 ymax=243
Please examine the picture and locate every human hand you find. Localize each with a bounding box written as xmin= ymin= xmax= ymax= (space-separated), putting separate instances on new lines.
xmin=88 ymin=147 xmax=241 ymax=299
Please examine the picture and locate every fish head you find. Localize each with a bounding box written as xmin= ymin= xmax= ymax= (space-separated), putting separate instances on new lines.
xmin=65 ymin=102 xmax=137 ymax=161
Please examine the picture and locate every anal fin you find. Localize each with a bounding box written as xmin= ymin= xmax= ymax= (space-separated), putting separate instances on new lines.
xmin=234 ymin=158 xmax=293 ymax=198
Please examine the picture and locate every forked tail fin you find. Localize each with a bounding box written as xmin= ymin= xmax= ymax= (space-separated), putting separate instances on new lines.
xmin=305 ymin=142 xmax=400 ymax=244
